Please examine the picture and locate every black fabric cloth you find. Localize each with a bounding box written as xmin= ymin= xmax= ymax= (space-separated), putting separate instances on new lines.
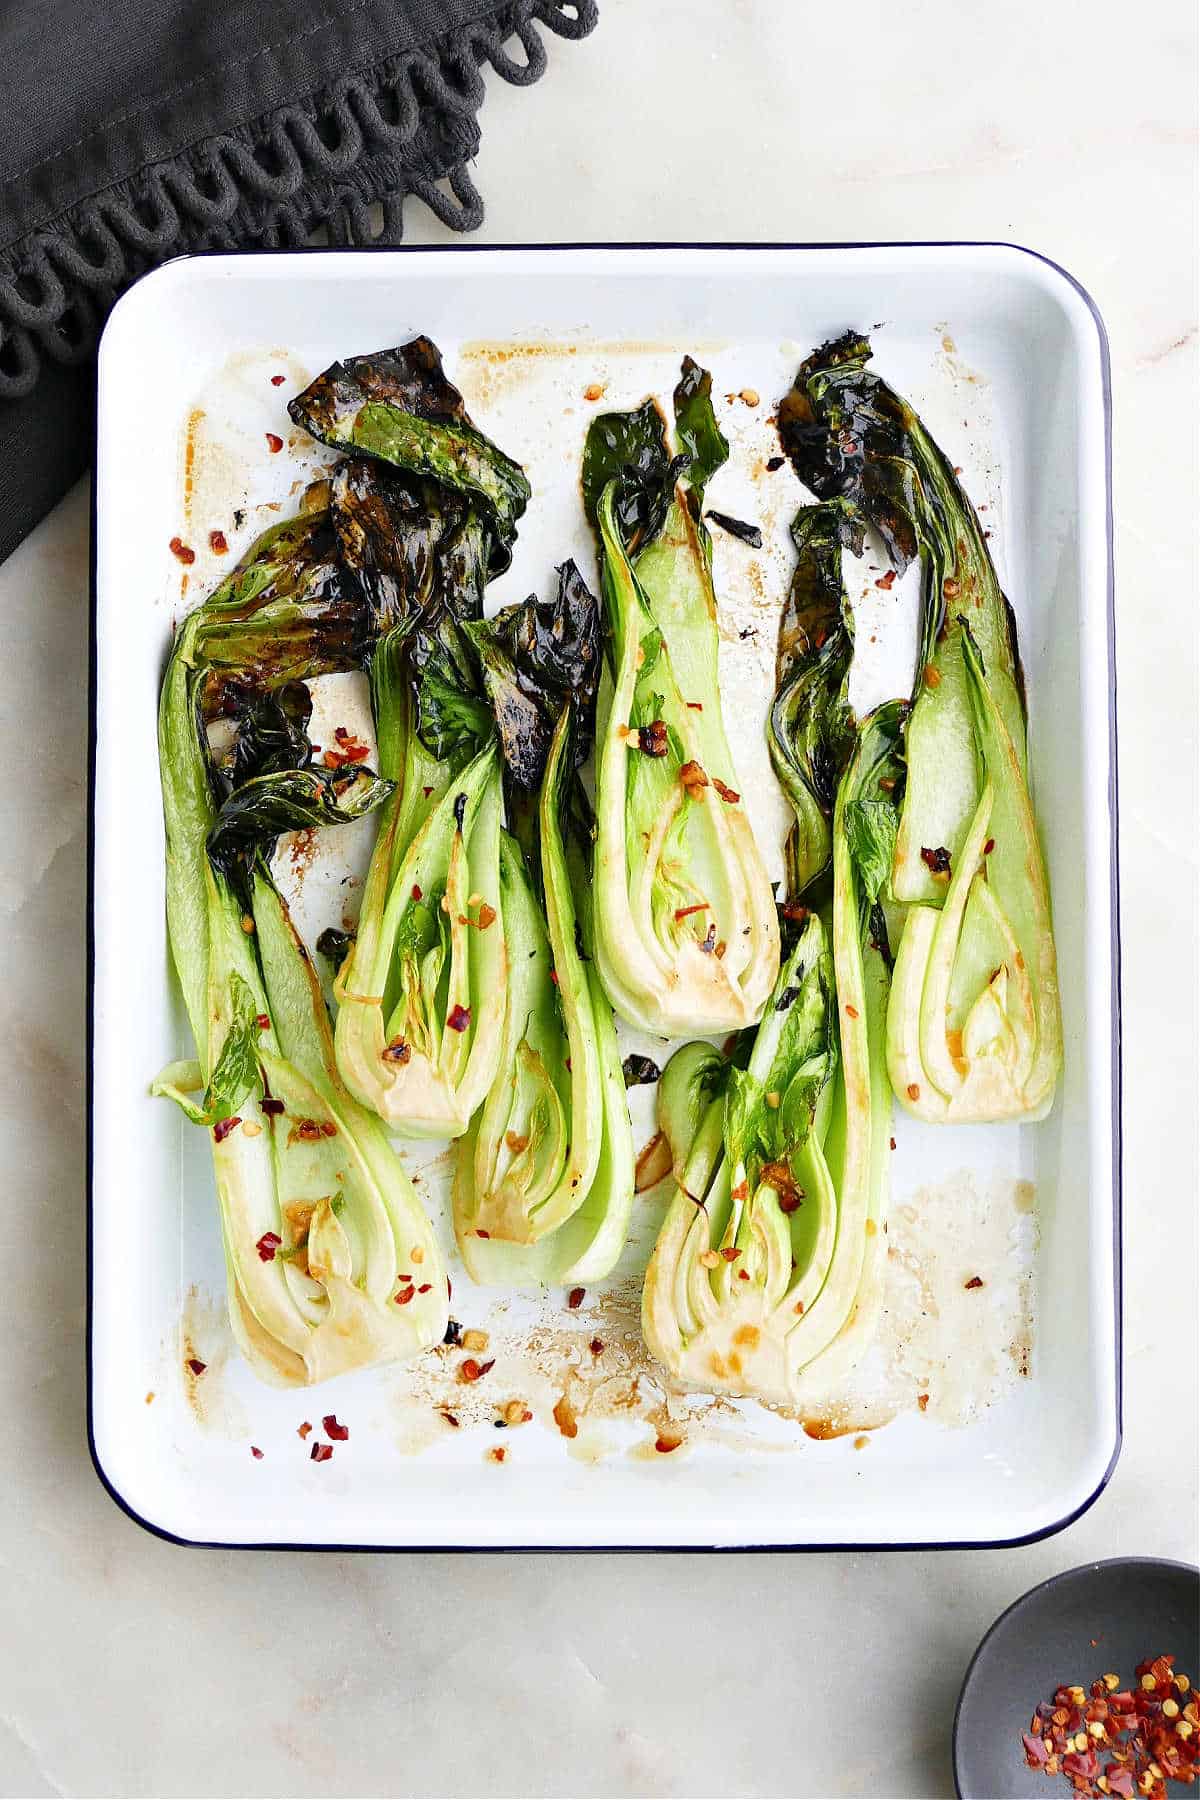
xmin=0 ymin=0 xmax=597 ymax=562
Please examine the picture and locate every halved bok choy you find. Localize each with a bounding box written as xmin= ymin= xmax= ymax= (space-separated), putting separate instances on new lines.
xmin=287 ymin=342 xmax=528 ymax=1136
xmin=155 ymin=572 xmax=448 ymax=1386
xmin=641 ymin=708 xmax=904 ymax=1404
xmin=583 ymin=361 xmax=779 ymax=1036
xmin=777 ymin=332 xmax=1062 ymax=1122
xmin=454 ymin=565 xmax=635 ymax=1283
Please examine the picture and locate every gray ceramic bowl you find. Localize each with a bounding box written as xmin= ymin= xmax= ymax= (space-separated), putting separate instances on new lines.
xmin=954 ymin=1557 xmax=1200 ymax=1798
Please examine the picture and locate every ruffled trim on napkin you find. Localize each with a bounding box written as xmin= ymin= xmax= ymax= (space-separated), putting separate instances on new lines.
xmin=0 ymin=0 xmax=596 ymax=399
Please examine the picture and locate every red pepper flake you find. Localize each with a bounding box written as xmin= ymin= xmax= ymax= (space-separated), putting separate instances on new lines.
xmin=654 ymin=1430 xmax=683 ymax=1454
xmin=488 ymin=1445 xmax=508 ymax=1463
xmin=906 ymin=1083 xmax=921 ymax=1101
xmin=250 ymin=1445 xmax=264 ymax=1458
xmin=417 ymin=1283 xmax=432 ymax=1294
xmin=984 ymin=838 xmax=996 ymax=854
xmin=446 ymin=1003 xmax=471 ymax=1032
xmin=382 ymin=1039 xmax=411 ymax=1064
xmin=637 ymin=719 xmax=669 ymax=756
xmin=395 ymin=1285 xmax=416 ymax=1306
xmin=674 ymin=902 xmax=709 ymax=922
xmin=212 ymin=1116 xmax=241 ymax=1142
xmin=923 ymin=663 xmax=942 ymax=689
xmin=288 ymin=1117 xmax=337 ymax=1143
xmin=265 ymin=432 xmax=284 ymax=453
xmin=890 ymin=1136 xmax=897 ymax=1150
xmin=459 ymin=1357 xmax=495 ymax=1384
xmin=920 ymin=845 xmax=953 ymax=878
xmin=168 ymin=535 xmax=196 ymax=564
xmin=845 ymin=1003 xmax=859 ymax=1019
xmin=875 ymin=568 xmax=898 ymax=590
xmin=713 ymin=777 xmax=741 ymax=804
xmin=255 ymin=1013 xmax=270 ymax=1030
xmin=411 ymin=883 xmax=423 ymax=901
xmin=474 ymin=901 xmax=497 ymax=930
xmin=590 ymin=1337 xmax=605 ymax=1355
xmin=310 ymin=1441 xmax=333 ymax=1462
xmin=270 ymin=373 xmax=286 ymax=385
xmin=780 ymin=902 xmax=808 ymax=922
xmin=322 ymin=1414 xmax=349 ymax=1441
xmin=567 ymin=1287 xmax=585 ymax=1309
xmin=439 ymin=1409 xmax=460 ymax=1428
xmin=256 ymin=1231 xmax=282 ymax=1262
xmin=686 ymin=700 xmax=704 ymax=711
xmin=186 ymin=1358 xmax=207 ymax=1376
xmin=261 ymin=1096 xmax=285 ymax=1117
xmin=720 ymin=1247 xmax=740 ymax=1262
xmin=549 ymin=969 xmax=559 ymax=985
xmin=964 ymin=1275 xmax=985 ymax=1290
xmin=679 ymin=759 xmax=709 ymax=797
xmin=917 ymin=1393 xmax=929 ymax=1412
xmin=208 ymin=529 xmax=229 ymax=555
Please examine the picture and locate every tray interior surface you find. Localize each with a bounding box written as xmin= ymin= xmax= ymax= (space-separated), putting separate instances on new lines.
xmin=91 ymin=247 xmax=1116 ymax=1547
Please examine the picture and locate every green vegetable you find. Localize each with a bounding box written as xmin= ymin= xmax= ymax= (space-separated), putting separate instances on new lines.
xmin=292 ymin=353 xmax=524 ymax=1139
xmin=584 ymin=363 xmax=780 ymax=1036
xmin=454 ymin=568 xmax=634 ymax=1283
xmin=289 ymin=338 xmax=530 ymax=567
xmin=778 ymin=332 xmax=1062 ymax=1122
xmin=641 ymin=709 xmax=903 ymax=1404
xmin=154 ymin=544 xmax=448 ymax=1385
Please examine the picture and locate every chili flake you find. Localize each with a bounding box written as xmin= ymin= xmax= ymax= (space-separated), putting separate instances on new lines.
xmin=680 ymin=759 xmax=709 ymax=797
xmin=310 ymin=1441 xmax=333 ymax=1462
xmin=168 ymin=536 xmax=195 ymax=564
xmin=459 ymin=1357 xmax=495 ymax=1384
xmin=256 ymin=1231 xmax=282 ymax=1262
xmin=261 ymin=1096 xmax=285 ymax=1116
xmin=209 ymin=529 xmax=228 ymax=554
xmin=964 ymin=1275 xmax=985 ymax=1290
xmin=920 ymin=845 xmax=952 ymax=878
xmin=382 ymin=1039 xmax=411 ymax=1064
xmin=297 ymin=1421 xmax=312 ymax=1439
xmin=213 ymin=1116 xmax=241 ymax=1142
xmin=394 ymin=1284 xmax=415 ymax=1306
xmin=637 ymin=719 xmax=669 ymax=756
xmin=590 ymin=1337 xmax=605 ymax=1355
xmin=567 ymin=1287 xmax=585 ymax=1310
xmin=713 ymin=777 xmax=741 ymax=804
xmin=674 ymin=902 xmax=709 ymax=922
xmin=322 ymin=1415 xmax=349 ymax=1441
xmin=186 ymin=1358 xmax=207 ymax=1376
xmin=251 ymin=1445 xmax=264 ymax=1458
xmin=446 ymin=1004 xmax=471 ymax=1033
xmin=266 ymin=432 xmax=284 ymax=453
xmin=875 ymin=569 xmax=897 ymax=590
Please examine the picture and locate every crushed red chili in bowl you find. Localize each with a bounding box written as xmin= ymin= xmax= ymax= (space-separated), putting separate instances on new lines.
xmin=1020 ymin=1654 xmax=1196 ymax=1797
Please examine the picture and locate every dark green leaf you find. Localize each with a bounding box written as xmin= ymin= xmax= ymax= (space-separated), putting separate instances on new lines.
xmin=316 ymin=927 xmax=355 ymax=972
xmin=581 ymin=398 xmax=679 ymax=554
xmin=207 ymin=765 xmax=394 ymax=886
xmin=289 ymin=338 xmax=529 ymax=570
xmin=673 ymin=356 xmax=729 ymax=497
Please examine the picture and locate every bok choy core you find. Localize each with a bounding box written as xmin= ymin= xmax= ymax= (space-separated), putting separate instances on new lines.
xmin=154 ymin=528 xmax=448 ymax=1386
xmin=452 ymin=566 xmax=636 ymax=1283
xmin=777 ymin=333 xmax=1062 ymax=1123
xmin=289 ymin=341 xmax=524 ymax=1137
xmin=583 ymin=361 xmax=780 ymax=1037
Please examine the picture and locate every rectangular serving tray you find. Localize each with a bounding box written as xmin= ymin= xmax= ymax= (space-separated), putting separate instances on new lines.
xmin=90 ymin=244 xmax=1118 ymax=1549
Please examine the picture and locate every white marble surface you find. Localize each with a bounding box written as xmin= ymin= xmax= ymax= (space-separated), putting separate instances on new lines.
xmin=1 ymin=1 xmax=1196 ymax=1794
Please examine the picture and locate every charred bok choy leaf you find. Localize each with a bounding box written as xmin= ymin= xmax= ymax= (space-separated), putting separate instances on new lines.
xmin=778 ymin=333 xmax=1062 ymax=1122
xmin=584 ymin=360 xmax=780 ymax=1036
xmin=451 ymin=564 xmax=636 ymax=1283
xmin=641 ymin=708 xmax=902 ymax=1404
xmin=288 ymin=343 xmax=523 ymax=1137
xmin=153 ymin=540 xmax=448 ymax=1386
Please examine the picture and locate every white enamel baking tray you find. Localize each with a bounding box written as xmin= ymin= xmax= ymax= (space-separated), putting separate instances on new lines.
xmin=90 ymin=245 xmax=1118 ymax=1549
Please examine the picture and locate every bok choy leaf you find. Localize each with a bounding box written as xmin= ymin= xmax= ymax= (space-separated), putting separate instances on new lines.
xmin=778 ymin=332 xmax=1062 ymax=1122
xmin=288 ymin=349 xmax=518 ymax=1137
xmin=584 ymin=363 xmax=780 ymax=1037
xmin=641 ymin=709 xmax=904 ymax=1404
xmin=454 ymin=565 xmax=635 ymax=1284
xmin=154 ymin=542 xmax=448 ymax=1385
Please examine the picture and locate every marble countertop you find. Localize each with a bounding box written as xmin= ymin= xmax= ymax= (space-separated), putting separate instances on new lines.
xmin=0 ymin=1 xmax=1195 ymax=1794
